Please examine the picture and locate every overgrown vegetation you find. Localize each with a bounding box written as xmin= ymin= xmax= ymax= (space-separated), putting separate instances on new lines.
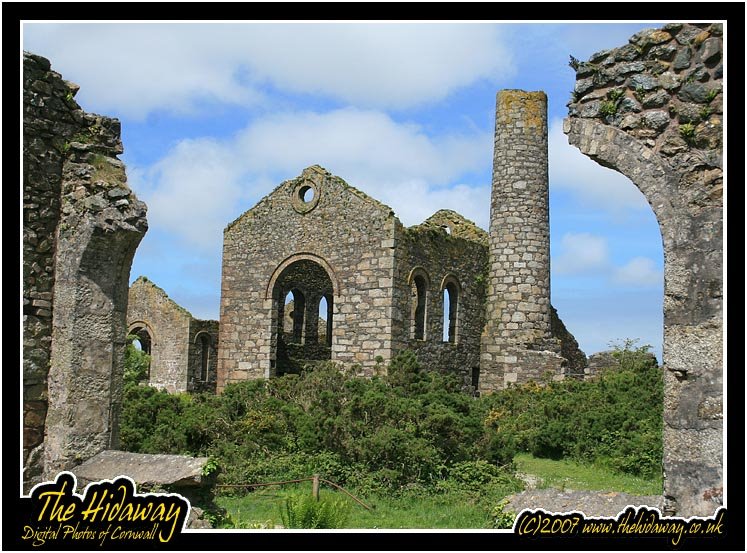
xmin=482 ymin=340 xmax=662 ymax=479
xmin=120 ymin=340 xmax=662 ymax=527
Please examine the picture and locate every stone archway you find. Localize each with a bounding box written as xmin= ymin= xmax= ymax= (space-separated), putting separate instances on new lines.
xmin=565 ymin=23 xmax=723 ymax=516
xmin=269 ymin=257 xmax=336 ymax=375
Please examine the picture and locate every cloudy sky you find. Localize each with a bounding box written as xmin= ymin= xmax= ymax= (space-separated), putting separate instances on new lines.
xmin=24 ymin=21 xmax=665 ymax=360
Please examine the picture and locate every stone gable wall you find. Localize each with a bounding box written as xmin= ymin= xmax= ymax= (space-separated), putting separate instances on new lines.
xmin=217 ymin=165 xmax=399 ymax=391
xmin=127 ymin=277 xmax=192 ymax=393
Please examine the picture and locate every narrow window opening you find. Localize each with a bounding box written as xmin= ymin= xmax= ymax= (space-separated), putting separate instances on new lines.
xmin=443 ymin=281 xmax=458 ymax=343
xmin=411 ymin=274 xmax=427 ymax=340
xmin=471 ymin=367 xmax=480 ymax=395
xmin=319 ymin=295 xmax=333 ymax=346
xmin=199 ymin=334 xmax=210 ymax=382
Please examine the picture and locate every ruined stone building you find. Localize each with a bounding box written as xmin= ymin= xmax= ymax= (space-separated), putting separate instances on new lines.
xmin=127 ymin=277 xmax=218 ymax=393
xmin=24 ymin=21 xmax=724 ymax=517
xmin=216 ymin=91 xmax=586 ymax=394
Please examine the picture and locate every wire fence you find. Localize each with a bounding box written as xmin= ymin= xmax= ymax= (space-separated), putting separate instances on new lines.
xmin=216 ymin=475 xmax=373 ymax=511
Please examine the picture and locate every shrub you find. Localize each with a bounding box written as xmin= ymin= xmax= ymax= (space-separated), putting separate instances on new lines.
xmin=481 ymin=339 xmax=662 ymax=478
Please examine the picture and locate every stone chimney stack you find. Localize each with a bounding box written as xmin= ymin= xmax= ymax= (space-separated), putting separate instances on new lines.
xmin=480 ymin=90 xmax=562 ymax=391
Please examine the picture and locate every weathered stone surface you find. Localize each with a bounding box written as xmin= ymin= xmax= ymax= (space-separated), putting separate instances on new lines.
xmin=675 ymin=102 xmax=703 ymax=124
xmin=641 ymin=89 xmax=670 ymax=109
xmin=565 ymin=23 xmax=723 ymax=517
xmin=614 ymin=61 xmax=645 ymax=77
xmin=614 ymin=44 xmax=640 ymax=62
xmin=629 ymin=73 xmax=659 ymax=91
xmin=677 ymin=82 xmax=707 ymax=104
xmin=72 ymin=450 xmax=210 ymax=488
xmin=71 ymin=450 xmax=216 ymax=529
xmin=672 ymin=47 xmax=692 ymax=70
xmin=618 ymin=97 xmax=642 ymax=113
xmin=699 ymin=37 xmax=721 ymax=65
xmin=23 ymin=51 xmax=147 ymax=491
xmin=128 ymin=277 xmax=218 ymax=393
xmin=660 ymin=134 xmax=689 ymax=156
xmin=649 ymin=43 xmax=677 ymax=60
xmin=630 ymin=29 xmax=672 ymax=48
xmin=641 ymin=110 xmax=670 ymax=132
xmin=658 ymin=71 xmax=682 ymax=91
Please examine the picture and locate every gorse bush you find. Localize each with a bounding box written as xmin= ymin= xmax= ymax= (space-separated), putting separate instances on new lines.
xmin=120 ymin=343 xmax=662 ymax=493
xmin=482 ymin=340 xmax=662 ymax=478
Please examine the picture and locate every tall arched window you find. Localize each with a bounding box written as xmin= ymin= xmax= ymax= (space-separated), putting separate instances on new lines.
xmin=441 ymin=276 xmax=459 ymax=343
xmin=319 ymin=294 xmax=333 ymax=346
xmin=198 ymin=333 xmax=211 ymax=382
xmin=129 ymin=325 xmax=152 ymax=379
xmin=282 ymin=289 xmax=305 ymax=344
xmin=270 ymin=256 xmax=336 ymax=376
xmin=409 ymin=268 xmax=430 ymax=341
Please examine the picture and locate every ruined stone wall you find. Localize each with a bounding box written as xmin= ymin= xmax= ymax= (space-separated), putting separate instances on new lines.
xmin=218 ymin=165 xmax=399 ymax=391
xmin=585 ymin=350 xmax=659 ymax=378
xmin=188 ymin=319 xmax=219 ymax=393
xmin=549 ymin=306 xmax=588 ymax=377
xmin=391 ymin=210 xmax=488 ymax=389
xmin=127 ymin=276 xmax=191 ymax=393
xmin=480 ymin=90 xmax=564 ymax=391
xmin=23 ymin=53 xmax=65 ymax=487
xmin=23 ymin=52 xmax=147 ymax=486
xmin=564 ymin=23 xmax=723 ymax=516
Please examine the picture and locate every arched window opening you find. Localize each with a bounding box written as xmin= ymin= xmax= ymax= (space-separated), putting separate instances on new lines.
xmin=442 ymin=280 xmax=459 ymax=343
xmin=199 ymin=333 xmax=210 ymax=382
xmin=282 ymin=289 xmax=305 ymax=344
xmin=270 ymin=257 xmax=335 ymax=376
xmin=319 ymin=295 xmax=333 ymax=346
xmin=129 ymin=326 xmax=152 ymax=380
xmin=411 ymin=274 xmax=428 ymax=341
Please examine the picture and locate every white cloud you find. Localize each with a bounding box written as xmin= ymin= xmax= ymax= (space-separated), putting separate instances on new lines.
xmin=128 ymin=107 xmax=492 ymax=252
xmin=131 ymin=138 xmax=247 ymax=250
xmin=23 ymin=23 xmax=513 ymax=119
xmin=548 ymin=118 xmax=651 ymax=212
xmin=554 ymin=232 xmax=610 ymax=275
xmin=613 ymin=256 xmax=663 ymax=287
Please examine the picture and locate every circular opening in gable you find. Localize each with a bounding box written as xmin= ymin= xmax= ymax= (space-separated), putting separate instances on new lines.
xmin=299 ymin=186 xmax=315 ymax=203
xmin=291 ymin=179 xmax=320 ymax=213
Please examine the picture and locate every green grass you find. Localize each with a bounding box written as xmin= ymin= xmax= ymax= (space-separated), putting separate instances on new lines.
xmin=215 ymin=457 xmax=662 ymax=529
xmin=514 ymin=453 xmax=662 ymax=496
xmin=215 ymin=482 xmax=505 ymax=529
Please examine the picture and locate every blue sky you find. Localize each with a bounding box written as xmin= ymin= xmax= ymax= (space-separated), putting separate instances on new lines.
xmin=24 ymin=22 xmax=665 ymax=360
